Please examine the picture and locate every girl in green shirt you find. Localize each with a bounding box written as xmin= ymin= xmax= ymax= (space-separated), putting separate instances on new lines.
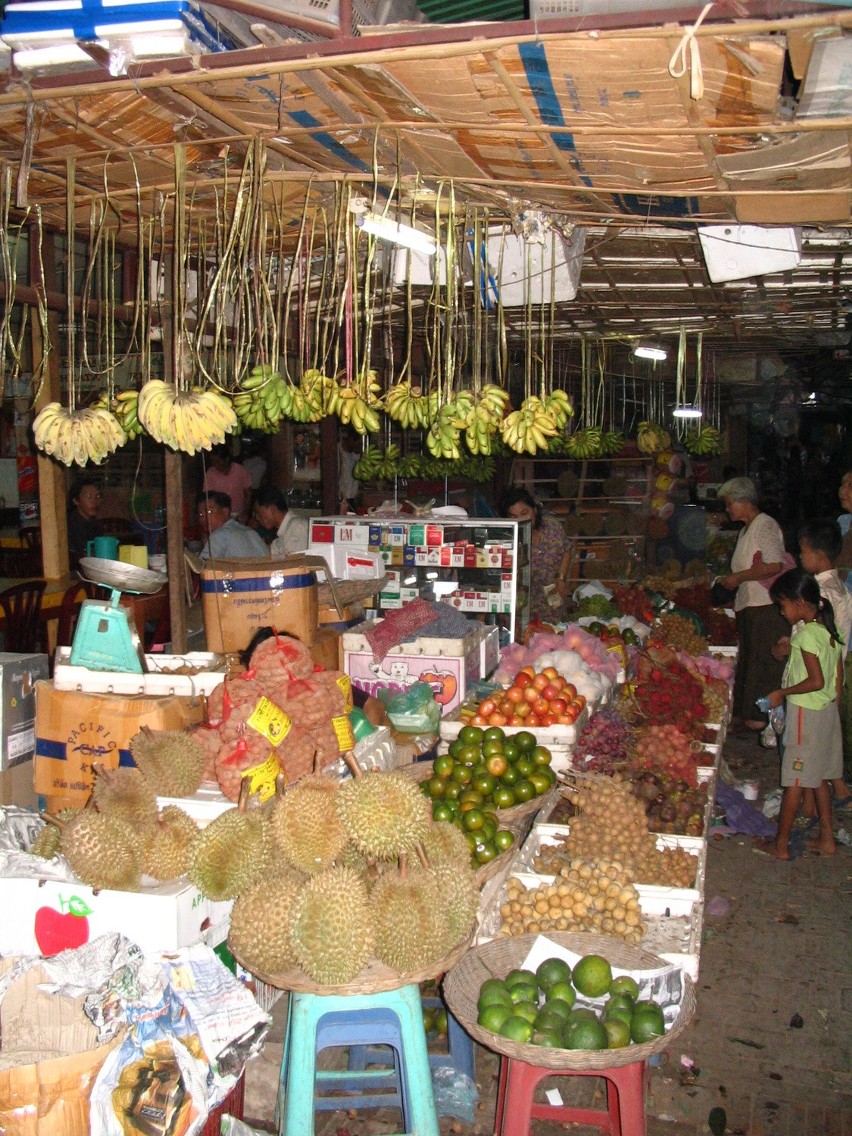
xmin=759 ymin=569 xmax=843 ymax=860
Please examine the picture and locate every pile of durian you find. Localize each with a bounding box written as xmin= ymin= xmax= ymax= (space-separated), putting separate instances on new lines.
xmin=227 ymin=769 xmax=480 ymax=986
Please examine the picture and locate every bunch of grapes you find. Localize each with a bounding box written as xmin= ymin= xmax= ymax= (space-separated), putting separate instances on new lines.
xmin=574 ymin=710 xmax=634 ymax=774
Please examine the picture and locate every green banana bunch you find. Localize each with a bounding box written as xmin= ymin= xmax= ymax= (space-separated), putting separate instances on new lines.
xmin=353 ymin=443 xmax=401 ymax=481
xmin=684 ymin=424 xmax=722 ymax=455
xmin=111 ymin=389 xmax=143 ymax=441
xmin=599 ymin=429 xmax=626 ymax=456
xmin=637 ymin=421 xmax=672 ymax=455
xmin=565 ymin=425 xmax=604 ymax=459
xmin=544 ymin=388 xmax=574 ymax=429
xmin=425 ymin=401 xmax=465 ymax=460
xmin=300 ymin=369 xmax=340 ymax=419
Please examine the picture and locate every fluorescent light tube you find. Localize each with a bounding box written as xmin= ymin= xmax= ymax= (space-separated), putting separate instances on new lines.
xmin=633 ymin=344 xmax=667 ymax=361
xmin=673 ymin=405 xmax=703 ymax=419
xmin=358 ymin=212 xmax=437 ymax=256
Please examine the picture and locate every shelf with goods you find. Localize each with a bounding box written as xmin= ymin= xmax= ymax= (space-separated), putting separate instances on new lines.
xmin=307 ymin=515 xmax=531 ymax=643
xmin=511 ymin=456 xmax=654 ymax=589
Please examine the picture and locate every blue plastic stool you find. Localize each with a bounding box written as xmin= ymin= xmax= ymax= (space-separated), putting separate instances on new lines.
xmin=276 ymin=984 xmax=440 ymax=1136
xmin=347 ymin=995 xmax=475 ymax=1107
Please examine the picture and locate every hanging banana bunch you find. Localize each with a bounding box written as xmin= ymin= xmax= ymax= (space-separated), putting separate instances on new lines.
xmin=337 ymin=368 xmax=384 ymax=434
xmin=501 ymin=395 xmax=560 ymax=455
xmin=136 ymin=380 xmax=237 ymax=454
xmin=353 ymin=443 xmax=401 ymax=481
xmin=33 ymin=398 xmax=127 ymax=466
xmin=385 ymin=381 xmax=435 ymax=430
xmin=300 ymin=368 xmax=341 ymax=420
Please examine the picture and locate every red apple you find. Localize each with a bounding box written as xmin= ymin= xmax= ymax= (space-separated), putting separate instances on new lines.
xmin=34 ymin=898 xmax=92 ymax=956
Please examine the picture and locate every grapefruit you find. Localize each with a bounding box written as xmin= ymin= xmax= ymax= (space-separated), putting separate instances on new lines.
xmin=572 ymin=954 xmax=613 ymax=998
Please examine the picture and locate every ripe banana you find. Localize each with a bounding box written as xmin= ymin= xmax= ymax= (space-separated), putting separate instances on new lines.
xmin=637 ymin=422 xmax=672 ymax=455
xmin=137 ymin=381 xmax=236 ymax=452
xmin=500 ymin=397 xmax=560 ymax=455
xmin=33 ymin=400 xmax=127 ymax=466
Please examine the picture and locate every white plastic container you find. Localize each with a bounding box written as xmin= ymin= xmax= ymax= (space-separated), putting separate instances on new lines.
xmin=53 ymin=648 xmax=227 ymax=697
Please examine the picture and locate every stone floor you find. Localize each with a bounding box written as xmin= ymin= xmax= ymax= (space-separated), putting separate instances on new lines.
xmin=240 ymin=731 xmax=852 ymax=1135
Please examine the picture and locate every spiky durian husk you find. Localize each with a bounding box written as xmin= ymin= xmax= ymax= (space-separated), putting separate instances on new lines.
xmin=228 ymin=871 xmax=303 ymax=975
xmin=30 ymin=808 xmax=78 ymax=859
xmin=130 ymin=729 xmax=207 ymax=797
xmin=92 ymin=766 xmax=159 ymax=833
xmin=290 ymin=865 xmax=374 ymax=985
xmin=186 ymin=807 xmax=269 ymax=901
xmin=371 ymin=869 xmax=450 ymax=973
xmin=336 ymin=771 xmax=431 ymax=859
xmin=427 ymin=859 xmax=479 ymax=952
xmin=58 ymin=812 xmax=143 ymax=891
xmin=418 ymin=820 xmax=472 ymax=870
xmin=270 ymin=776 xmax=348 ymax=875
xmin=143 ymin=806 xmax=199 ymax=881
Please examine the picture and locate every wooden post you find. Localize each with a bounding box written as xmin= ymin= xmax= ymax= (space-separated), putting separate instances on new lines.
xmin=30 ymin=229 xmax=67 ymax=581
xmin=164 ymin=449 xmax=187 ymax=652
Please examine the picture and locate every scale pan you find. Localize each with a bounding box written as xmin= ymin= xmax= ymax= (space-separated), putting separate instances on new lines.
xmin=79 ymin=557 xmax=167 ymax=595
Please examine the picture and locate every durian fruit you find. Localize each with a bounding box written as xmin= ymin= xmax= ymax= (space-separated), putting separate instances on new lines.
xmin=336 ymin=770 xmax=432 ymax=860
xmin=228 ymin=869 xmax=304 ymax=975
xmin=130 ymin=727 xmax=207 ymax=798
xmin=371 ymin=859 xmax=450 ymax=973
xmin=186 ymin=787 xmax=269 ymax=901
xmin=29 ymin=808 xmax=79 ymax=859
xmin=290 ymin=865 xmax=374 ymax=985
xmin=46 ymin=811 xmax=143 ymax=891
xmin=427 ymin=858 xmax=479 ymax=952
xmin=270 ymin=775 xmax=348 ymax=875
xmin=143 ymin=806 xmax=199 ymax=881
xmin=91 ymin=765 xmax=159 ymax=833
xmin=419 ymin=820 xmax=472 ymax=870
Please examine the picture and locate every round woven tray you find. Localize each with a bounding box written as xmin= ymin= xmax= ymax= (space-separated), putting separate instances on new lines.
xmin=238 ymin=929 xmax=475 ymax=997
xmin=443 ymin=931 xmax=696 ymax=1071
xmin=404 ymin=761 xmax=559 ymax=827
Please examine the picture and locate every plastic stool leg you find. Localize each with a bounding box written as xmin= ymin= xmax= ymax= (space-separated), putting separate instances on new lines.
xmin=606 ymin=1061 xmax=647 ymax=1136
xmin=392 ymin=984 xmax=440 ymax=1136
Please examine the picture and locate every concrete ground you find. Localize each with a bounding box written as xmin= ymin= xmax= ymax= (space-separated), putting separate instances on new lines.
xmin=241 ymin=731 xmax=852 ymax=1135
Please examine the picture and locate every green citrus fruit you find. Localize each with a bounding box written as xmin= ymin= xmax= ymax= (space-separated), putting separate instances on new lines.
xmin=564 ymin=1016 xmax=608 ymax=1051
xmin=511 ymin=1001 xmax=539 ymax=1025
xmin=532 ymin=1026 xmax=563 ymax=1048
xmin=529 ymin=770 xmax=552 ymax=795
xmin=459 ymin=725 xmax=484 ymax=745
xmin=483 ymin=726 xmax=506 ymax=744
xmin=531 ymin=745 xmax=553 ymax=767
xmin=426 ymin=776 xmax=446 ymax=798
xmin=475 ymin=842 xmax=498 ymax=864
xmin=433 ymin=754 xmax=455 ymax=777
xmin=499 ymin=766 xmax=520 ymax=787
xmin=498 ymin=1015 xmax=534 ymax=1043
xmin=546 ymin=981 xmax=576 ymax=1008
xmin=630 ymin=1002 xmax=665 ymax=1044
xmin=431 ymin=801 xmax=454 ymax=823
xmin=461 ymin=808 xmax=485 ymax=832
xmin=513 ymin=730 xmax=536 ymax=752
xmin=514 ymin=756 xmax=534 ymax=778
xmin=505 ymin=967 xmax=538 ymax=989
xmin=494 ymin=829 xmax=515 ymax=852
xmin=493 ymin=786 xmax=516 ymax=808
xmin=572 ymin=954 xmax=613 ymax=998
xmin=603 ymin=1017 xmax=632 ymax=1049
xmin=478 ymin=979 xmax=513 ymax=1009
xmin=609 ymin=975 xmax=640 ymax=1000
xmin=478 ymin=1003 xmax=513 ymax=1031
xmin=502 ymin=740 xmax=520 ymax=762
xmin=513 ymin=779 xmax=536 ymax=803
xmin=542 ymin=997 xmax=572 ymax=1023
xmin=536 ymin=957 xmax=572 ymax=991
xmin=447 ymin=739 xmax=466 ymax=760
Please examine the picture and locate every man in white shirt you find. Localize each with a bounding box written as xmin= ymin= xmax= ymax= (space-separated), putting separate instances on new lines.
xmin=254 ymin=487 xmax=310 ymax=558
xmin=197 ymin=492 xmax=268 ymax=560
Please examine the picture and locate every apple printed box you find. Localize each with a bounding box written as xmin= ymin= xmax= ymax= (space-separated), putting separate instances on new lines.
xmin=0 ymin=876 xmax=232 ymax=958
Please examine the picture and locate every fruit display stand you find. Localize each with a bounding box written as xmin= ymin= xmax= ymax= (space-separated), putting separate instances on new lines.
xmin=444 ymin=931 xmax=696 ymax=1071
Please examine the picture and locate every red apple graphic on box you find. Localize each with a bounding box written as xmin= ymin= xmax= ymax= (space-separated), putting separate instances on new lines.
xmin=34 ymin=894 xmax=93 ymax=956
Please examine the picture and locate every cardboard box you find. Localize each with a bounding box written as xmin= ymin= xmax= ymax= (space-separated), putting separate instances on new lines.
xmin=34 ymin=682 xmax=204 ymax=811
xmin=0 ymin=757 xmax=37 ymax=809
xmin=0 ymin=875 xmax=232 ymax=957
xmin=200 ymin=555 xmax=320 ymax=653
xmin=0 ymin=652 xmax=50 ymax=770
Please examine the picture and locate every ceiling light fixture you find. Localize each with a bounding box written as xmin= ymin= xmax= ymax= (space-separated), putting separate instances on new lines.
xmin=357 ymin=212 xmax=437 ymax=256
xmin=633 ymin=343 xmax=668 ymax=361
xmin=672 ymin=404 xmax=703 ymax=419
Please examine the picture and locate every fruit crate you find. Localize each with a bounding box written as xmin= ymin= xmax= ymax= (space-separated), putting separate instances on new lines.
xmin=52 ymin=648 xmax=228 ymax=697
xmin=515 ymin=823 xmax=707 ymax=901
xmin=439 ymin=702 xmax=590 ymax=749
xmin=476 ymin=874 xmax=703 ymax=980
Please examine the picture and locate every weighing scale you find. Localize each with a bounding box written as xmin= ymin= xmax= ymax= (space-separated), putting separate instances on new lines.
xmin=69 ymin=557 xmax=168 ymax=673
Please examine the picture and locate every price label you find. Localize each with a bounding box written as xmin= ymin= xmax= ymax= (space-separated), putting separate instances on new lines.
xmin=331 ymin=714 xmax=356 ymax=753
xmin=248 ymin=696 xmax=293 ymax=745
xmin=336 ymin=674 xmax=353 ymax=712
xmin=241 ymin=754 xmax=281 ymax=802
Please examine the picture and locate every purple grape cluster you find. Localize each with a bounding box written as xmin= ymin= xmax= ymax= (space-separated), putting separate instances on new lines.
xmin=575 ymin=709 xmax=634 ymax=773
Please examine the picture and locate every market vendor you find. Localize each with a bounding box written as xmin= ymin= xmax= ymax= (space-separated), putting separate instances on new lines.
xmin=197 ymin=491 xmax=268 ymax=560
xmin=254 ymin=487 xmax=310 ymax=557
xmin=203 ymin=445 xmax=253 ymax=522
xmin=500 ymin=486 xmax=571 ymax=621
xmin=67 ymin=477 xmax=102 ymax=567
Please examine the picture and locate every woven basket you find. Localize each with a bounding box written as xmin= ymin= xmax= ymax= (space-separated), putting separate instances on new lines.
xmin=443 ymin=931 xmax=696 ymax=1071
xmin=239 ymin=928 xmax=474 ymax=997
xmin=404 ymin=762 xmax=559 ymax=827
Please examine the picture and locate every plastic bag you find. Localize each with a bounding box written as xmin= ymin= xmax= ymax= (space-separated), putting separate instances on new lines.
xmin=431 ymin=1064 xmax=478 ymax=1123
xmin=378 ymin=682 xmax=441 ymax=734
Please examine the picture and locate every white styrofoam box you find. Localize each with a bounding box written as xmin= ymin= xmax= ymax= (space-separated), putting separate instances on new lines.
xmin=480 ymin=626 xmax=500 ymax=680
xmin=156 ymin=783 xmax=233 ymax=828
xmin=439 ymin=701 xmax=589 ymax=748
xmin=516 ymin=824 xmax=706 ymax=898
xmin=0 ymin=653 xmax=50 ymax=771
xmin=481 ymin=225 xmax=586 ymax=307
xmin=307 ymin=543 xmax=384 ymax=581
xmin=345 ymin=623 xmax=492 ymax=716
xmin=698 ymin=224 xmax=802 ymax=283
xmin=52 ymin=649 xmax=227 ymax=697
xmin=796 ymin=35 xmax=852 ymax=119
xmin=0 ymin=875 xmax=231 ymax=957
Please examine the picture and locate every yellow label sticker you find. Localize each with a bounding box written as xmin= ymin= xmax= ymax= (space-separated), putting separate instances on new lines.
xmin=331 ymin=714 xmax=356 ymax=753
xmin=336 ymin=674 xmax=353 ymax=712
xmin=241 ymin=753 xmax=281 ymax=802
xmin=248 ymin=696 xmax=293 ymax=745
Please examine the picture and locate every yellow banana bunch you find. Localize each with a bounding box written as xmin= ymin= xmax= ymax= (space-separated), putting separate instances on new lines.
xmin=353 ymin=369 xmax=384 ymax=409
xmin=637 ymin=421 xmax=672 ymax=455
xmin=33 ymin=401 xmax=126 ymax=466
xmin=300 ymin=369 xmax=340 ymax=419
xmin=137 ymin=381 xmax=236 ymax=453
xmin=385 ymin=381 xmax=432 ymax=429
xmin=599 ymin=429 xmax=626 ymax=456
xmin=426 ymin=402 xmax=464 ymax=460
xmin=500 ymin=397 xmax=560 ymax=455
xmin=111 ymin=389 xmax=143 ymax=441
xmin=684 ymin=424 xmax=722 ymax=455
xmin=337 ymin=386 xmax=381 ymax=434
xmin=544 ymin=388 xmax=574 ymax=429
xmin=477 ymin=384 xmax=511 ymax=427
xmin=565 ymin=426 xmax=604 ymax=459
